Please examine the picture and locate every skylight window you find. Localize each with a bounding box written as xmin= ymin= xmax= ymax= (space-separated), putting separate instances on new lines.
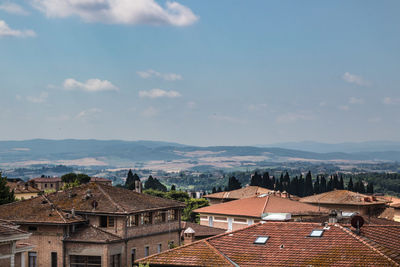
xmin=254 ymin=236 xmax=269 ymax=244
xmin=309 ymin=229 xmax=324 ymax=237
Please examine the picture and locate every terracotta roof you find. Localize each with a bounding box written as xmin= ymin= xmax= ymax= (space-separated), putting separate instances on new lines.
xmin=182 ymin=222 xmax=225 ymax=237
xmin=47 ymin=182 xmax=185 ymax=215
xmin=139 ymin=222 xmax=399 ymax=266
xmin=65 ymin=225 xmax=122 ymax=243
xmin=0 ymin=195 xmax=85 ymax=225
xmin=204 ymin=186 xmax=273 ymax=200
xmin=138 ymin=238 xmax=235 ymax=266
xmin=194 ymin=195 xmax=329 ymax=218
xmin=30 ymin=177 xmax=61 ymax=183
xmin=392 ymin=203 xmax=400 ymax=209
xmin=0 ymin=221 xmax=30 ymax=240
xmin=7 ymin=182 xmax=40 ymax=194
xmin=300 ymin=190 xmax=387 ymax=206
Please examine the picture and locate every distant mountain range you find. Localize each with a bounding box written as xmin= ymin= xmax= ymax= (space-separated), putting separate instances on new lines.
xmin=0 ymin=139 xmax=399 ymax=169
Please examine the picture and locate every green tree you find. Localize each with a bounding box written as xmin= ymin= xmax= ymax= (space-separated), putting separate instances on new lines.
xmin=170 ymin=184 xmax=176 ymax=191
xmin=320 ymin=175 xmax=327 ymax=193
xmin=347 ymin=177 xmax=354 ymax=191
xmin=304 ymin=171 xmax=313 ymax=196
xmin=183 ymin=198 xmax=209 ymax=222
xmin=212 ymin=187 xmax=217 ymax=194
xmin=366 ymin=182 xmax=374 ymax=194
xmin=144 ymin=176 xmax=167 ymax=192
xmin=76 ymin=173 xmax=91 ymax=184
xmin=250 ymin=172 xmax=262 ymax=186
xmin=313 ymin=176 xmax=320 ymax=194
xmin=339 ymin=175 xmax=344 ymax=190
xmin=227 ymin=176 xmax=241 ymax=191
xmin=0 ymin=173 xmax=15 ymax=205
xmin=61 ymin=173 xmax=77 ymax=183
xmin=125 ymin=170 xmax=140 ymax=190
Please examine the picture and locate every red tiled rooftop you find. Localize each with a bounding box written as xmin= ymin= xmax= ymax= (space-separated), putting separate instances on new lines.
xmin=182 ymin=222 xmax=226 ymax=238
xmin=204 ymin=186 xmax=273 ymax=200
xmin=65 ymin=225 xmax=122 ymax=243
xmin=194 ymin=194 xmax=329 ymax=218
xmin=300 ymin=190 xmax=388 ymax=206
xmin=7 ymin=182 xmax=40 ymax=194
xmin=138 ymin=222 xmax=399 ymax=266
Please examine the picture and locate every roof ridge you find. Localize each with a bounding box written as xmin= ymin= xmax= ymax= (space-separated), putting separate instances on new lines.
xmin=261 ymin=195 xmax=270 ymax=215
xmin=95 ymin=183 xmax=127 ymax=213
xmin=203 ymin=240 xmax=235 ymax=266
xmin=337 ymin=224 xmax=400 ymax=266
xmin=41 ymin=195 xmax=67 ymax=223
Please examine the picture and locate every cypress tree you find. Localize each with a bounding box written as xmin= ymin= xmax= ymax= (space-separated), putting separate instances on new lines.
xmin=339 ymin=175 xmax=344 ymax=190
xmin=217 ymin=186 xmax=222 ymax=192
xmin=320 ymin=175 xmax=327 ymax=193
xmin=333 ymin=174 xmax=339 ymax=190
xmin=347 ymin=177 xmax=354 ymax=191
xmin=367 ymin=182 xmax=374 ymax=194
xmin=313 ymin=176 xmax=320 ymax=194
xmin=298 ymin=174 xmax=305 ymax=197
xmin=227 ymin=176 xmax=241 ymax=191
xmin=289 ymin=176 xmax=298 ymax=196
xmin=171 ymin=184 xmax=176 ymax=191
xmin=304 ymin=171 xmax=313 ymax=196
xmin=327 ymin=177 xmax=333 ymax=191
xmin=262 ymin=172 xmax=270 ymax=189
xmin=212 ymin=187 xmax=217 ymax=193
xmin=0 ymin=173 xmax=15 ymax=205
xmin=250 ymin=172 xmax=262 ymax=186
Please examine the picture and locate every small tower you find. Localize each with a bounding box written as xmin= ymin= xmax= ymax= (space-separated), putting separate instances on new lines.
xmin=135 ymin=180 xmax=142 ymax=194
xmin=183 ymin=227 xmax=196 ymax=244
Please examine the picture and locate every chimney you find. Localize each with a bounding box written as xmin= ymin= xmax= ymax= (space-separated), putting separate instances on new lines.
xmin=71 ymin=208 xmax=75 ymax=217
xmin=328 ymin=210 xmax=338 ymax=224
xmin=183 ymin=227 xmax=196 ymax=244
xmin=135 ymin=180 xmax=142 ymax=194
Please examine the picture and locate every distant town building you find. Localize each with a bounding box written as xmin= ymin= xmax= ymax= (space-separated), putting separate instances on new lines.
xmin=29 ymin=176 xmax=112 ymax=191
xmin=137 ymin=221 xmax=400 ymax=266
xmin=6 ymin=181 xmax=40 ymax=200
xmin=0 ymin=182 xmax=185 ymax=266
xmin=194 ymin=194 xmax=329 ymax=231
xmin=300 ymin=190 xmax=387 ymax=216
xmin=0 ymin=220 xmax=33 ymax=267
xmin=204 ymin=186 xmax=275 ymax=205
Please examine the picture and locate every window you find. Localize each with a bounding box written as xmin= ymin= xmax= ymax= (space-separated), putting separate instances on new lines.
xmin=143 ymin=212 xmax=152 ymax=225
xmin=144 ymin=246 xmax=150 ymax=257
xmin=131 ymin=248 xmax=136 ymax=266
xmin=128 ymin=215 xmax=139 ymax=227
xmin=28 ymin=252 xmax=37 ymax=267
xmin=234 ymin=218 xmax=247 ymax=223
xmin=51 ymin=252 xmax=57 ymax=267
xmin=168 ymin=209 xmax=178 ymax=221
xmin=215 ymin=216 xmax=227 ymax=221
xmin=208 ymin=216 xmax=213 ymax=227
xmin=110 ymin=254 xmax=121 ymax=267
xmin=45 ymin=183 xmax=48 ymax=188
xmin=200 ymin=216 xmax=208 ymax=220
xmin=28 ymin=226 xmax=38 ymax=231
xmin=99 ymin=216 xmax=114 ymax=228
xmin=50 ymin=183 xmax=53 ymax=188
xmin=70 ymin=255 xmax=101 ymax=267
xmin=157 ymin=244 xmax=162 ymax=253
xmin=254 ymin=236 xmax=269 ymax=244
xmin=309 ymin=229 xmax=324 ymax=237
xmin=154 ymin=211 xmax=166 ymax=224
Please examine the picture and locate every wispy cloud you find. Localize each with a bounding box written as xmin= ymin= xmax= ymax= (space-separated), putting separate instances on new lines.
xmin=26 ymin=92 xmax=48 ymax=103
xmin=141 ymin=106 xmax=158 ymax=117
xmin=32 ymin=0 xmax=198 ymax=26
xmin=0 ymin=2 xmax=29 ymax=15
xmin=342 ymin=72 xmax=370 ymax=86
xmin=76 ymin=108 xmax=102 ymax=120
xmin=349 ymin=97 xmax=364 ymax=104
xmin=0 ymin=20 xmax=35 ymax=37
xmin=383 ymin=97 xmax=400 ymax=105
xmin=139 ymin=88 xmax=181 ymax=98
xmin=247 ymin=103 xmax=267 ymax=111
xmin=63 ymin=78 xmax=119 ymax=92
xmin=210 ymin=114 xmax=246 ymax=124
xmin=137 ymin=69 xmax=182 ymax=81
xmin=276 ymin=112 xmax=315 ymax=123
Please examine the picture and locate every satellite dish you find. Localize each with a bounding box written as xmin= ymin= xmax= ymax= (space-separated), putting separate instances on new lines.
xmin=351 ymin=215 xmax=364 ymax=229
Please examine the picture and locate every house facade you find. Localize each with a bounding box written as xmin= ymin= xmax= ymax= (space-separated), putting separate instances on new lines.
xmin=0 ymin=182 xmax=185 ymax=267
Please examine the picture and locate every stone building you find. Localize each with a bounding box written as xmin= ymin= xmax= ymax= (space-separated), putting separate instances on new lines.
xmin=0 ymin=182 xmax=185 ymax=266
xmin=6 ymin=181 xmax=40 ymax=200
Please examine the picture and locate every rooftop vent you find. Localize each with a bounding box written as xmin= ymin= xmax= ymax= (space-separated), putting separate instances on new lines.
xmin=254 ymin=236 xmax=269 ymax=244
xmin=257 ymin=193 xmax=268 ymax=198
xmin=309 ymin=229 xmax=324 ymax=237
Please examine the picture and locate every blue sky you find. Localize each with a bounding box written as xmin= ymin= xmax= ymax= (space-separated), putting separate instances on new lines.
xmin=0 ymin=0 xmax=399 ymax=146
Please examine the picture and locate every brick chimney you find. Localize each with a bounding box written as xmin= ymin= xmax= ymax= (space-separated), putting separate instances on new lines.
xmin=184 ymin=227 xmax=195 ymax=244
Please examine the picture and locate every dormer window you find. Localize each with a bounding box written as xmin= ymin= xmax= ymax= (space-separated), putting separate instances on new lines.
xmin=100 ymin=216 xmax=115 ymax=228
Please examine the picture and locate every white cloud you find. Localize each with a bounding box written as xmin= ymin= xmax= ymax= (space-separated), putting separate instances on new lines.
xmin=276 ymin=112 xmax=315 ymax=123
xmin=186 ymin=101 xmax=196 ymax=109
xmin=338 ymin=105 xmax=349 ymax=111
xmin=247 ymin=103 xmax=267 ymax=111
xmin=137 ymin=69 xmax=182 ymax=81
xmin=26 ymin=92 xmax=48 ymax=103
xmin=342 ymin=72 xmax=370 ymax=86
xmin=349 ymin=97 xmax=364 ymax=104
xmin=76 ymin=108 xmax=102 ymax=120
xmin=383 ymin=97 xmax=400 ymax=105
xmin=0 ymin=2 xmax=29 ymax=15
xmin=0 ymin=20 xmax=36 ymax=37
xmin=63 ymin=78 xmax=118 ymax=92
xmin=139 ymin=88 xmax=181 ymax=98
xmin=31 ymin=0 xmax=198 ymax=26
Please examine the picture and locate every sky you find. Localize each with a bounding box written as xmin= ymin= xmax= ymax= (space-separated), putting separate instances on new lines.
xmin=0 ymin=0 xmax=399 ymax=146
